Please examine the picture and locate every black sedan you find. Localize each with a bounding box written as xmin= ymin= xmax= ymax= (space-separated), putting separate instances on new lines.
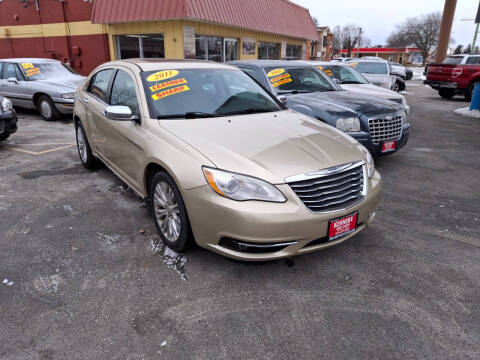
xmin=0 ymin=96 xmax=17 ymax=141
xmin=229 ymin=60 xmax=410 ymax=156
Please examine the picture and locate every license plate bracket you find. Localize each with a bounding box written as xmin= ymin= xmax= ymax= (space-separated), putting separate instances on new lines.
xmin=328 ymin=212 xmax=358 ymax=241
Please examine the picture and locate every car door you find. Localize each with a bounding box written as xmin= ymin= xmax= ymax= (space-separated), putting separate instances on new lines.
xmin=0 ymin=62 xmax=31 ymax=108
xmin=99 ymin=68 xmax=145 ymax=191
xmin=82 ymin=68 xmax=116 ymax=155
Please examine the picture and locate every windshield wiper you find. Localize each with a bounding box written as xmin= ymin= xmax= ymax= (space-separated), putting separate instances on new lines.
xmin=278 ymin=90 xmax=315 ymax=94
xmin=341 ymin=81 xmax=363 ymax=84
xmin=219 ymin=108 xmax=275 ymax=116
xmin=156 ymin=112 xmax=220 ymax=119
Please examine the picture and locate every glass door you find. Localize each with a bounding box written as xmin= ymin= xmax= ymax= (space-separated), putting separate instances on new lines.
xmin=224 ymin=38 xmax=238 ymax=61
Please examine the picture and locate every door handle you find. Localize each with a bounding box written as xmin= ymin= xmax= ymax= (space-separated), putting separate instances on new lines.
xmin=82 ymin=97 xmax=89 ymax=104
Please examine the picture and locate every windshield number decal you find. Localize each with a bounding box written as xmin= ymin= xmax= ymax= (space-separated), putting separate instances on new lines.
xmin=267 ymin=68 xmax=285 ymax=78
xmin=152 ymin=85 xmax=190 ymax=100
xmin=21 ymin=63 xmax=34 ymax=69
xmin=323 ymin=69 xmax=333 ymax=77
xmin=272 ymin=77 xmax=293 ymax=87
xmin=270 ymin=73 xmax=290 ymax=83
xmin=147 ymin=70 xmax=179 ymax=82
xmin=150 ymin=78 xmax=187 ymax=92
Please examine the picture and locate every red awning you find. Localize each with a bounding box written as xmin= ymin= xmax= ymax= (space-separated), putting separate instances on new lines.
xmin=92 ymin=0 xmax=319 ymax=40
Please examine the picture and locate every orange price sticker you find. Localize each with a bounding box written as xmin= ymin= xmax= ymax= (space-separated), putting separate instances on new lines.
xmin=272 ymin=77 xmax=293 ymax=87
xmin=152 ymin=85 xmax=190 ymax=100
xmin=270 ymin=73 xmax=290 ymax=83
xmin=150 ymin=78 xmax=187 ymax=92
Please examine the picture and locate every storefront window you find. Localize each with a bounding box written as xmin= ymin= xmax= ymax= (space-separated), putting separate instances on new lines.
xmin=195 ymin=35 xmax=238 ymax=62
xmin=286 ymin=44 xmax=301 ymax=60
xmin=116 ymin=34 xmax=165 ymax=59
xmin=258 ymin=42 xmax=279 ymax=60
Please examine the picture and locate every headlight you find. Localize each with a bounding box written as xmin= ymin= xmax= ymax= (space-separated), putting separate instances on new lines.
xmin=401 ymin=111 xmax=409 ymax=126
xmin=61 ymin=92 xmax=75 ymax=99
xmin=2 ymin=97 xmax=12 ymax=112
xmin=202 ymin=167 xmax=286 ymax=202
xmin=336 ymin=117 xmax=360 ymax=132
xmin=358 ymin=145 xmax=374 ymax=178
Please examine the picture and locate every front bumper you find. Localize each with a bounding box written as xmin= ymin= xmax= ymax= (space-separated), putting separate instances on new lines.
xmin=0 ymin=109 xmax=18 ymax=138
xmin=183 ymin=170 xmax=382 ymax=261
xmin=423 ymin=80 xmax=458 ymax=90
xmin=53 ymin=99 xmax=75 ymax=115
xmin=350 ymin=124 xmax=410 ymax=157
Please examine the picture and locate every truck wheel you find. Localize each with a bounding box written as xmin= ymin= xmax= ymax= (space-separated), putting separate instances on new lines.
xmin=439 ymin=88 xmax=455 ymax=99
xmin=465 ymin=84 xmax=474 ymax=102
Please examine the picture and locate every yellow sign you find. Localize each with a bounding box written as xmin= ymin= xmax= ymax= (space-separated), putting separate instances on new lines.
xmin=272 ymin=77 xmax=293 ymax=87
xmin=152 ymin=85 xmax=190 ymax=100
xmin=350 ymin=62 xmax=358 ymax=68
xmin=270 ymin=73 xmax=290 ymax=83
xmin=316 ymin=65 xmax=323 ymax=70
xmin=324 ymin=69 xmax=333 ymax=77
xmin=267 ymin=68 xmax=285 ymax=78
xmin=147 ymin=70 xmax=179 ymax=82
xmin=25 ymin=67 xmax=40 ymax=77
xmin=21 ymin=63 xmax=34 ymax=69
xmin=150 ymin=78 xmax=187 ymax=92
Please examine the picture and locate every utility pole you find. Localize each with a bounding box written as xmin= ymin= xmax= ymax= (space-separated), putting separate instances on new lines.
xmin=357 ymin=27 xmax=362 ymax=59
xmin=472 ymin=2 xmax=480 ymax=54
xmin=435 ymin=0 xmax=457 ymax=63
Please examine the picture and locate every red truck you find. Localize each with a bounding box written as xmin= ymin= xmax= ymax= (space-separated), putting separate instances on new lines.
xmin=424 ymin=54 xmax=480 ymax=101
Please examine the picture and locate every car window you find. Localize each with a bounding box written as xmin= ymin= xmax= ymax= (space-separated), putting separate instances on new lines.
xmin=443 ymin=56 xmax=463 ymax=65
xmin=0 ymin=63 xmax=3 ymax=76
xmin=88 ymin=69 xmax=115 ymax=103
xmin=110 ymin=70 xmax=140 ymax=115
xmin=3 ymin=63 xmax=21 ymax=80
xmin=466 ymin=56 xmax=480 ymax=65
xmin=351 ymin=62 xmax=388 ymax=75
xmin=18 ymin=62 xmax=76 ymax=81
xmin=141 ymin=68 xmax=281 ymax=118
xmin=318 ymin=65 xmax=368 ymax=85
xmin=264 ymin=66 xmax=338 ymax=94
xmin=241 ymin=67 xmax=262 ymax=82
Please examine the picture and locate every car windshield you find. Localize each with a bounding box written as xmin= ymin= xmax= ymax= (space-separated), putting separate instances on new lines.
xmin=19 ymin=62 xmax=79 ymax=80
xmin=442 ymin=56 xmax=463 ymax=65
xmin=141 ymin=68 xmax=281 ymax=119
xmin=351 ymin=62 xmax=388 ymax=75
xmin=264 ymin=66 xmax=338 ymax=94
xmin=316 ymin=64 xmax=368 ymax=84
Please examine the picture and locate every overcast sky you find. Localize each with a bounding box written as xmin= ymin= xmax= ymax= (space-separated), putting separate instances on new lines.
xmin=292 ymin=0 xmax=479 ymax=48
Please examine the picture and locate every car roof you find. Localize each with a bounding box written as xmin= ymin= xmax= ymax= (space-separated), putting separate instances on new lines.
xmin=103 ymin=58 xmax=238 ymax=71
xmin=349 ymin=59 xmax=388 ymax=63
xmin=228 ymin=60 xmax=312 ymax=69
xmin=302 ymin=61 xmax=348 ymax=66
xmin=2 ymin=58 xmax=61 ymax=64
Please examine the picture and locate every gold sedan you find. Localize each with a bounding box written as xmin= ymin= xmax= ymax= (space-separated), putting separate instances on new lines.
xmin=74 ymin=59 xmax=381 ymax=261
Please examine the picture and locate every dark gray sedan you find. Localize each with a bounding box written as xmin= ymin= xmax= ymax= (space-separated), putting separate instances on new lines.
xmin=0 ymin=58 xmax=85 ymax=121
xmin=229 ymin=60 xmax=410 ymax=156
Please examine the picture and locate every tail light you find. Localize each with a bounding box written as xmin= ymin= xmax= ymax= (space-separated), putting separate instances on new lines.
xmin=452 ymin=67 xmax=463 ymax=78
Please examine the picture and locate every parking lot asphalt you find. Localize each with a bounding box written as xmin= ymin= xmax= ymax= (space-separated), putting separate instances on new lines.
xmin=1 ymin=82 xmax=479 ymax=360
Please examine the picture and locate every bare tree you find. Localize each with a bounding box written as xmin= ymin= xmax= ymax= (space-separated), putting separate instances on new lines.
xmin=453 ymin=45 xmax=463 ymax=54
xmin=312 ymin=16 xmax=319 ymax=27
xmin=332 ymin=25 xmax=343 ymax=56
xmin=387 ymin=12 xmax=449 ymax=66
xmin=332 ymin=23 xmax=363 ymax=57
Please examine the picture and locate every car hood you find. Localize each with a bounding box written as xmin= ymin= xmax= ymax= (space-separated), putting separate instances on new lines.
xmin=340 ymin=83 xmax=404 ymax=101
xmin=37 ymin=75 xmax=86 ymax=91
xmin=159 ymin=110 xmax=364 ymax=184
xmin=284 ymin=90 xmax=402 ymax=121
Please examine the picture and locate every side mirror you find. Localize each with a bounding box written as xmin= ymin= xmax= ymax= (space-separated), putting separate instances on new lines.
xmin=104 ymin=105 xmax=137 ymax=121
xmin=278 ymin=95 xmax=288 ymax=105
xmin=7 ymin=77 xmax=18 ymax=84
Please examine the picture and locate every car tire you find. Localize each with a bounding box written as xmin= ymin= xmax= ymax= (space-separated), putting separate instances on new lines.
xmin=37 ymin=95 xmax=60 ymax=121
xmin=0 ymin=134 xmax=9 ymax=141
xmin=75 ymin=122 xmax=98 ymax=169
xmin=439 ymin=88 xmax=455 ymax=99
xmin=150 ymin=171 xmax=192 ymax=252
xmin=464 ymin=83 xmax=474 ymax=102
xmin=397 ymin=80 xmax=405 ymax=92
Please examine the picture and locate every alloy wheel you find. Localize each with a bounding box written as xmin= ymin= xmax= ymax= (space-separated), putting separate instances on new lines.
xmin=40 ymin=100 xmax=52 ymax=119
xmin=153 ymin=181 xmax=181 ymax=242
xmin=76 ymin=127 xmax=88 ymax=164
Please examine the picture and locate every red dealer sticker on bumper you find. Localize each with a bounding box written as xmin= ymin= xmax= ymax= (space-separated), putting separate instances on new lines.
xmin=328 ymin=212 xmax=358 ymax=241
xmin=382 ymin=140 xmax=397 ymax=153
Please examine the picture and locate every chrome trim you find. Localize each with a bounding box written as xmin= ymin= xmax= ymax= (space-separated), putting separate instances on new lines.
xmin=234 ymin=240 xmax=299 ymax=249
xmin=285 ymin=161 xmax=364 ymax=183
xmin=367 ymin=111 xmax=404 ymax=145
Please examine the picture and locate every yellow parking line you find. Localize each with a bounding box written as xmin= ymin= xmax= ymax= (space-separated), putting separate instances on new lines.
xmin=5 ymin=144 xmax=75 ymax=155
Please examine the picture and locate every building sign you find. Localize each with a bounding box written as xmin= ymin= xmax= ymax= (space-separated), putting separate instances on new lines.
xmin=242 ymin=38 xmax=256 ymax=55
xmin=183 ymin=26 xmax=195 ymax=59
xmin=281 ymin=40 xmax=286 ymax=59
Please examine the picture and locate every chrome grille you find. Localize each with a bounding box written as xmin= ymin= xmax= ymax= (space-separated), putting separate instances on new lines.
xmin=286 ymin=162 xmax=365 ymax=213
xmin=368 ymin=114 xmax=403 ymax=144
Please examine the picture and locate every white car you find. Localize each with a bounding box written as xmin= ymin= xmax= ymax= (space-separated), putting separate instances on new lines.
xmin=346 ymin=59 xmax=397 ymax=91
xmin=306 ymin=61 xmax=410 ymax=115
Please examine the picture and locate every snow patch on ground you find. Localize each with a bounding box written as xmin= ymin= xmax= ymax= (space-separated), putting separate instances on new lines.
xmin=33 ymin=274 xmax=65 ymax=294
xmin=400 ymin=91 xmax=415 ymax=95
xmin=3 ymin=279 xmax=13 ymax=286
xmin=151 ymin=239 xmax=188 ymax=280
xmin=454 ymin=107 xmax=480 ymax=118
xmin=407 ymin=66 xmax=426 ymax=81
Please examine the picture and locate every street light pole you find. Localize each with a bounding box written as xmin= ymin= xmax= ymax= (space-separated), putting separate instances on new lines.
xmin=472 ymin=23 xmax=479 ymax=54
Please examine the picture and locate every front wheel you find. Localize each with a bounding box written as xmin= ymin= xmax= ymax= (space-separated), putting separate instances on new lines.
xmin=150 ymin=171 xmax=192 ymax=252
xmin=37 ymin=95 xmax=60 ymax=121
xmin=439 ymin=88 xmax=455 ymax=99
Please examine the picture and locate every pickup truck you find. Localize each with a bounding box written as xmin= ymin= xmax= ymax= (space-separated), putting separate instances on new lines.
xmin=424 ymin=54 xmax=480 ymax=101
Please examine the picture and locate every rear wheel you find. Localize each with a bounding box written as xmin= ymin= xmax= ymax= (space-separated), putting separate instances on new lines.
xmin=75 ymin=122 xmax=98 ymax=169
xmin=37 ymin=95 xmax=60 ymax=121
xmin=439 ymin=88 xmax=455 ymax=99
xmin=150 ymin=171 xmax=192 ymax=252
